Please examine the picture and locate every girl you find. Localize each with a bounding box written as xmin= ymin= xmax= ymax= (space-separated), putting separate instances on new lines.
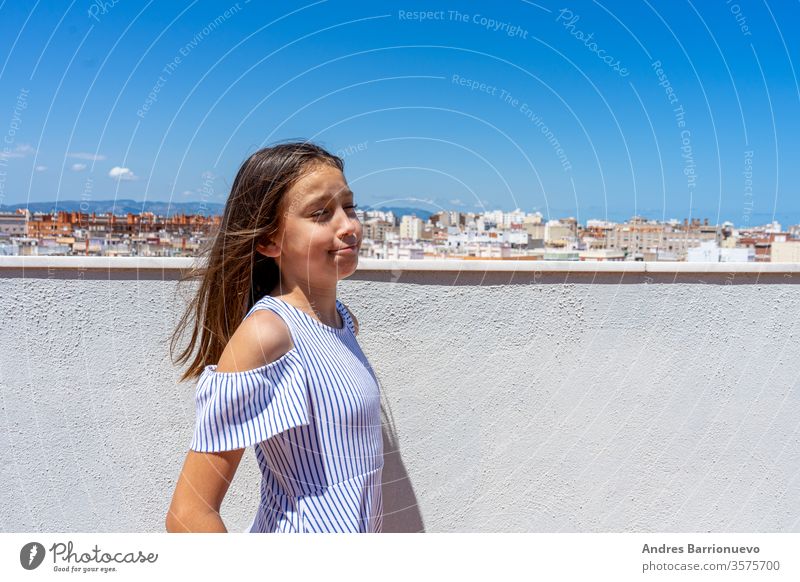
xmin=166 ymin=141 xmax=383 ymax=533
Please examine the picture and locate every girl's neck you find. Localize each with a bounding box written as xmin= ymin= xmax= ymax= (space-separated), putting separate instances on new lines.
xmin=268 ymin=285 xmax=340 ymax=328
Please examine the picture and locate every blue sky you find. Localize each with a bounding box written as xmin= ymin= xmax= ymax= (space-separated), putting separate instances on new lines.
xmin=0 ymin=0 xmax=798 ymax=226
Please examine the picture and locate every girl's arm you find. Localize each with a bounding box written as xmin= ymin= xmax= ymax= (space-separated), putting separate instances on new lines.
xmin=166 ymin=448 xmax=245 ymax=532
xmin=166 ymin=309 xmax=294 ymax=532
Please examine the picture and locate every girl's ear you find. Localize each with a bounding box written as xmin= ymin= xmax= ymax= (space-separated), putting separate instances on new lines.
xmin=256 ymin=239 xmax=280 ymax=258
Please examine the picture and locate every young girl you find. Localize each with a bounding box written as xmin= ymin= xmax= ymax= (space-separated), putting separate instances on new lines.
xmin=166 ymin=141 xmax=383 ymax=533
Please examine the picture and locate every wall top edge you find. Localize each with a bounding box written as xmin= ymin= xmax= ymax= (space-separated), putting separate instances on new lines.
xmin=1 ymin=256 xmax=799 ymax=274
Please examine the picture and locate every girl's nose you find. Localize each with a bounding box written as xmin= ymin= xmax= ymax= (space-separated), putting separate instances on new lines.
xmin=335 ymin=206 xmax=358 ymax=235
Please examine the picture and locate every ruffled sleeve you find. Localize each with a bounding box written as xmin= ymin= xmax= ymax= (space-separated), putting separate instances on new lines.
xmin=189 ymin=350 xmax=310 ymax=453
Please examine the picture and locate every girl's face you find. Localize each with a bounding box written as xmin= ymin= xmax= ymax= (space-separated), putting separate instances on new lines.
xmin=258 ymin=164 xmax=362 ymax=289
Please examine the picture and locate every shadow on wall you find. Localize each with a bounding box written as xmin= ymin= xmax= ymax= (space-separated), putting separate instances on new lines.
xmin=380 ymin=400 xmax=424 ymax=533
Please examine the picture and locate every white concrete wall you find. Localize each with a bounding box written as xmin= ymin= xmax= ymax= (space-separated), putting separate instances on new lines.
xmin=1 ymin=257 xmax=799 ymax=532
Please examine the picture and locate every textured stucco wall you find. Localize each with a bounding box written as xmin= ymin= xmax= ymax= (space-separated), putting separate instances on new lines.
xmin=1 ymin=260 xmax=799 ymax=532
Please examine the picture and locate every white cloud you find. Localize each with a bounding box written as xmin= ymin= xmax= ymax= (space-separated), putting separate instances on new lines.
xmin=68 ymin=152 xmax=107 ymax=161
xmin=34 ymin=165 xmax=47 ymax=172
xmin=71 ymin=163 xmax=87 ymax=172
xmin=0 ymin=144 xmax=36 ymax=159
xmin=449 ymin=198 xmax=465 ymax=207
xmin=108 ymin=166 xmax=137 ymax=181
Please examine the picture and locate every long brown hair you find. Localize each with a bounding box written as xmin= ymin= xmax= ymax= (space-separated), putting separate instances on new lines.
xmin=170 ymin=140 xmax=344 ymax=382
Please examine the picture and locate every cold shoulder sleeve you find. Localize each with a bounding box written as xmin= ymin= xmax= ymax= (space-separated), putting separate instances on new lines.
xmin=189 ymin=349 xmax=310 ymax=453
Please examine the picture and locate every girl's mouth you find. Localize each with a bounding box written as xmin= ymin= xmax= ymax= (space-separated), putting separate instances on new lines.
xmin=330 ymin=245 xmax=357 ymax=254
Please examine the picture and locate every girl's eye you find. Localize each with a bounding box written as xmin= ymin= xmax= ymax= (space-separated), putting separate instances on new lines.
xmin=313 ymin=204 xmax=357 ymax=217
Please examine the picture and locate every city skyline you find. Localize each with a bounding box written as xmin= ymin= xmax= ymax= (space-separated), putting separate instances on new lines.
xmin=0 ymin=197 xmax=796 ymax=231
xmin=5 ymin=198 xmax=798 ymax=263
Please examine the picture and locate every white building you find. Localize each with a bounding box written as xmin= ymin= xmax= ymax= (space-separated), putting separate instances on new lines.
xmin=446 ymin=227 xmax=468 ymax=249
xmin=462 ymin=242 xmax=511 ymax=258
xmin=504 ymin=208 xmax=526 ymax=227
xmin=579 ymin=249 xmax=625 ymax=261
xmin=482 ymin=210 xmax=503 ymax=227
xmin=374 ymin=240 xmax=423 ymax=260
xmin=771 ymin=241 xmax=800 ymax=262
xmin=524 ymin=212 xmax=543 ymax=225
xmin=586 ymin=219 xmax=615 ymax=229
xmin=687 ymin=241 xmax=754 ymax=262
xmin=0 ymin=210 xmax=28 ymax=236
xmin=545 ymin=220 xmax=575 ymax=244
xmin=502 ymin=231 xmax=530 ymax=246
xmin=687 ymin=241 xmax=718 ymax=262
xmin=399 ymin=215 xmax=423 ymax=242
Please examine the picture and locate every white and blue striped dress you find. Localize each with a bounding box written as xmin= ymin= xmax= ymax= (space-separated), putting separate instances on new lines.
xmin=189 ymin=295 xmax=384 ymax=533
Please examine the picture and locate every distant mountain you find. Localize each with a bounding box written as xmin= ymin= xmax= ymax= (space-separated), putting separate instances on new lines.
xmin=0 ymin=199 xmax=225 ymax=216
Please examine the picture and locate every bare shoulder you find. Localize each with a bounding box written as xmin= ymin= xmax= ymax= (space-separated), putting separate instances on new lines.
xmin=215 ymin=309 xmax=294 ymax=373
xmin=340 ymin=302 xmax=359 ymax=336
